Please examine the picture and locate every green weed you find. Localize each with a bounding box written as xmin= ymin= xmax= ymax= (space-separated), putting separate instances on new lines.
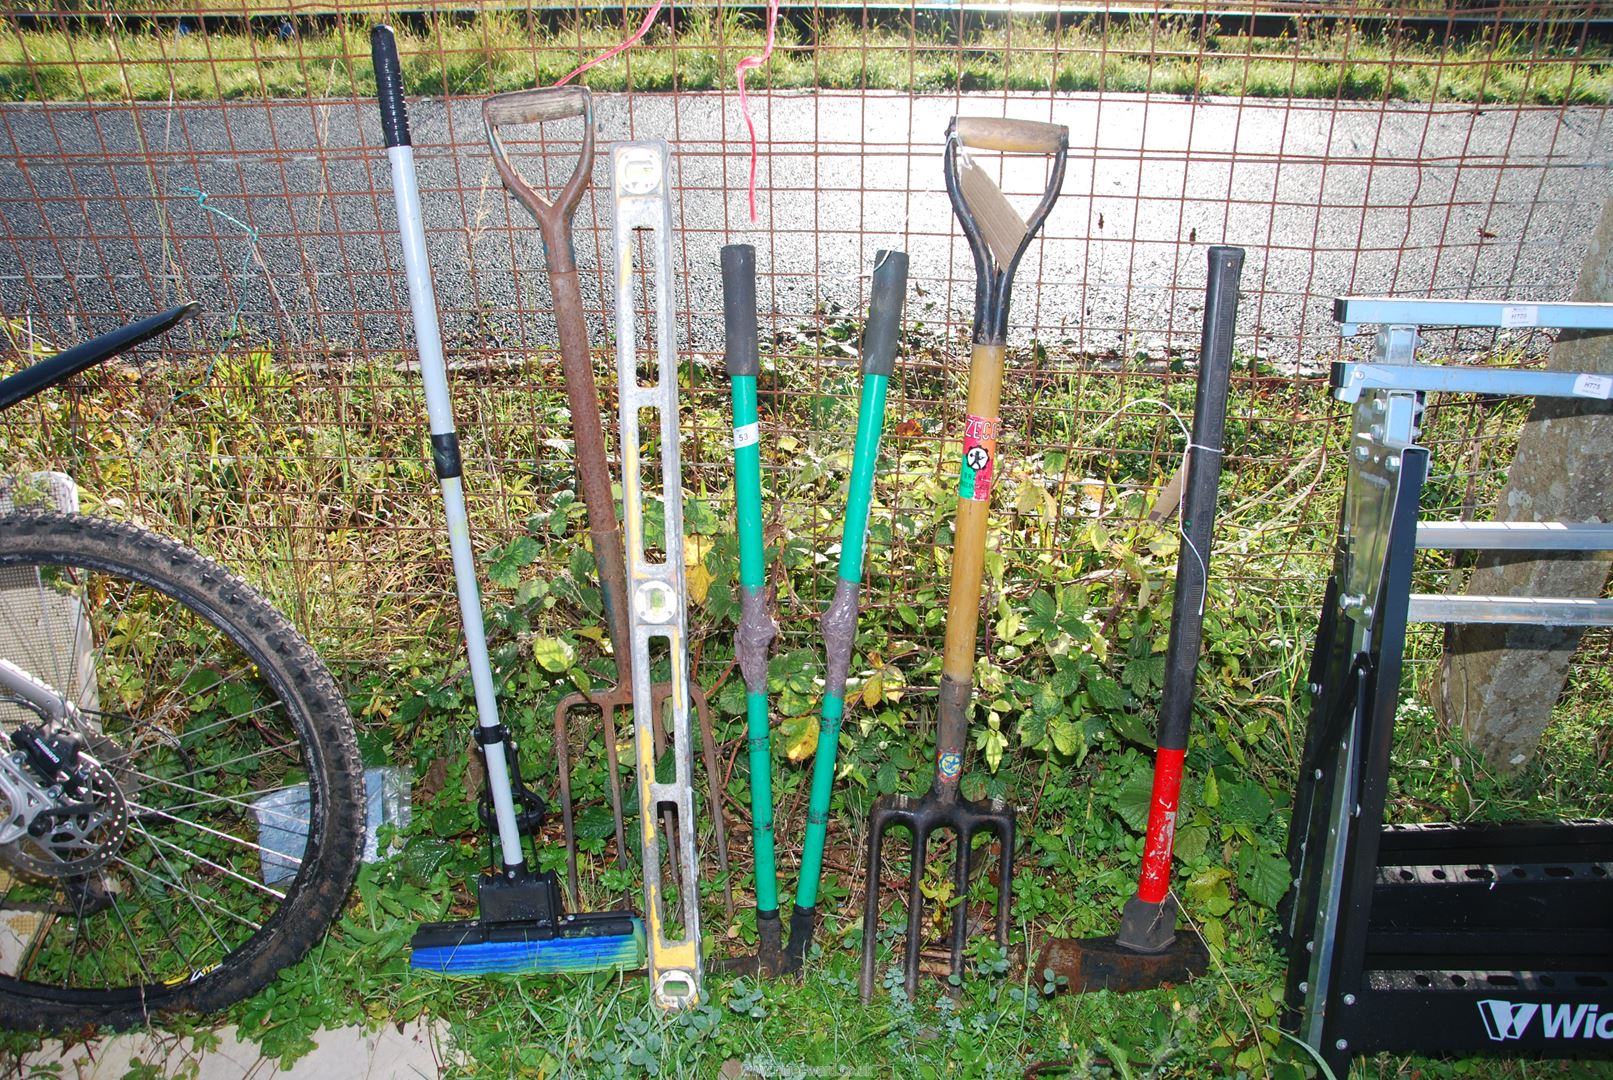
xmin=0 ymin=10 xmax=1608 ymax=105
xmin=2 ymin=309 xmax=1610 ymax=1075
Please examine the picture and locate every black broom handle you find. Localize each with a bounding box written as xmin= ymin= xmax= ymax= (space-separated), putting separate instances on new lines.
xmin=1156 ymin=246 xmax=1243 ymax=753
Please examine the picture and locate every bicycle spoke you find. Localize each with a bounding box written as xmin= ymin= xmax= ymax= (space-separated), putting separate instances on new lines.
xmin=0 ymin=578 xmax=268 ymax=737
xmin=125 ymin=818 xmax=245 ymax=951
xmin=103 ymin=892 xmax=155 ymax=985
xmin=114 ymin=855 xmax=265 ymax=940
xmin=61 ymin=905 xmax=86 ymax=991
xmin=131 ymin=739 xmax=303 ymax=782
xmin=146 ymin=664 xmax=273 ymax=727
xmin=109 ymin=862 xmax=202 ymax=987
xmin=128 ymin=771 xmax=311 ymax=822
xmin=138 ymin=695 xmax=285 ymax=744
xmin=126 ymin=786 xmax=311 ymax=870
xmin=124 ymin=810 xmax=290 ymax=899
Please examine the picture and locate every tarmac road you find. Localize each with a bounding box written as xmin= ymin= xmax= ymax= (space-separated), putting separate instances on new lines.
xmin=0 ymin=90 xmax=1607 ymax=368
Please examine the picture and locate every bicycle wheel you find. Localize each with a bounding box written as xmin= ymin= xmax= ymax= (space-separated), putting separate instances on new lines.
xmin=0 ymin=511 xmax=363 ymax=1029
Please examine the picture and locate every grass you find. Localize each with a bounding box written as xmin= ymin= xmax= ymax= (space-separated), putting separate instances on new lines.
xmin=1 ymin=309 xmax=1611 ymax=1076
xmin=0 ymin=7 xmax=1610 ymax=104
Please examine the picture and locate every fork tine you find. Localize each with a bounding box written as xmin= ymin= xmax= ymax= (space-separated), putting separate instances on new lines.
xmin=904 ymin=823 xmax=929 ymax=998
xmin=994 ymin=807 xmax=1015 ymax=948
xmin=863 ymin=796 xmax=1017 ymax=1001
xmin=555 ymin=685 xmax=637 ymax=910
xmin=600 ymin=698 xmax=631 ymax=908
xmin=692 ymin=685 xmax=735 ymax=916
xmin=554 ymin=692 xmax=582 ymax=904
xmin=950 ymin=823 xmax=972 ymax=982
xmin=860 ymin=804 xmax=893 ymax=1002
xmin=649 ymin=684 xmax=683 ymax=912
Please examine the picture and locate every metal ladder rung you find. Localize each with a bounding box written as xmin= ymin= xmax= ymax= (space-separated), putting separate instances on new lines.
xmin=1335 ymin=296 xmax=1613 ymax=333
xmin=1407 ymin=594 xmax=1613 ymax=626
xmin=1332 ymin=362 xmax=1613 ymax=405
xmin=1416 ymin=521 xmax=1613 ymax=552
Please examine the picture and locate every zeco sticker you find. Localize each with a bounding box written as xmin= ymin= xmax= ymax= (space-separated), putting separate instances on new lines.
xmin=936 ymin=751 xmax=963 ymax=782
xmin=732 ymin=422 xmax=760 ymax=449
xmin=959 ymin=413 xmax=1000 ymax=501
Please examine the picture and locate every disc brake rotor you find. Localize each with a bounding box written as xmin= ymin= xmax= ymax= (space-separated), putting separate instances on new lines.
xmin=1 ymin=757 xmax=128 ymax=877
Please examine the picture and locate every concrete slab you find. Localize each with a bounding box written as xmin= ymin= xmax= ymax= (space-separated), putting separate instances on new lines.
xmin=18 ymin=1019 xmax=447 ymax=1079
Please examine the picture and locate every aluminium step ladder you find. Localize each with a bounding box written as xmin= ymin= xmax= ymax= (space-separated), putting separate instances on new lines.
xmin=1282 ymin=297 xmax=1613 ymax=1073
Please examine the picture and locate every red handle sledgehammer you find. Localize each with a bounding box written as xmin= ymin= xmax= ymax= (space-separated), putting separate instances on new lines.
xmin=1037 ymin=246 xmax=1244 ymax=992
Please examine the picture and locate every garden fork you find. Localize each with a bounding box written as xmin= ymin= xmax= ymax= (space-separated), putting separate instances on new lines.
xmin=859 ymin=116 xmax=1067 ymax=1002
xmin=484 ymin=88 xmax=731 ymax=915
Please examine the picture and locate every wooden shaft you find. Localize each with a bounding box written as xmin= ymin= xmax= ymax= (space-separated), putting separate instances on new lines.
xmin=933 ymin=341 xmax=1005 ymax=796
xmin=940 ymin=343 xmax=1005 ymax=681
xmin=942 ymin=504 xmax=992 ymax=678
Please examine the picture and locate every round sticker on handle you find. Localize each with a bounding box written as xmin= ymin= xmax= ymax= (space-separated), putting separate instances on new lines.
xmin=937 ymin=751 xmax=963 ymax=782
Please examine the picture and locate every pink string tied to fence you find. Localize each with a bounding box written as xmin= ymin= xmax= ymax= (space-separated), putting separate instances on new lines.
xmin=553 ymin=2 xmax=664 ymax=88
xmin=735 ymin=0 xmax=782 ymax=222
xmin=552 ymin=3 xmax=780 ymax=222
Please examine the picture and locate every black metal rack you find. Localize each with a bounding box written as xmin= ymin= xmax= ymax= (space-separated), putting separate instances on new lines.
xmin=1282 ymin=297 xmax=1613 ymax=1073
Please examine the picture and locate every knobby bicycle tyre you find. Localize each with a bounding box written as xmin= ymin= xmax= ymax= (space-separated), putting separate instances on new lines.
xmin=0 ymin=512 xmax=363 ymax=1030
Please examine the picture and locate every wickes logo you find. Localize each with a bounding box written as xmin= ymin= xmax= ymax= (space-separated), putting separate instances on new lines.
xmin=1478 ymin=999 xmax=1613 ymax=1042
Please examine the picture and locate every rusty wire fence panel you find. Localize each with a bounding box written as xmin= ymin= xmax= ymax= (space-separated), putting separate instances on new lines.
xmin=0 ymin=1 xmax=1608 ymax=711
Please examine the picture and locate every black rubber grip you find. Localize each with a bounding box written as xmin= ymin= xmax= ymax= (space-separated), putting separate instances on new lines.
xmin=430 ymin=431 xmax=462 ymax=480
xmin=861 ymin=249 xmax=908 ymax=377
xmin=756 ymin=907 xmax=782 ymax=975
xmin=371 ymin=25 xmax=410 ymax=149
xmin=721 ymin=244 xmax=759 ymax=378
xmin=783 ymin=903 xmax=816 ymax=973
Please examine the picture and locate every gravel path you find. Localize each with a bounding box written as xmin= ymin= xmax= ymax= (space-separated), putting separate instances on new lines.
xmin=0 ymin=90 xmax=1607 ymax=368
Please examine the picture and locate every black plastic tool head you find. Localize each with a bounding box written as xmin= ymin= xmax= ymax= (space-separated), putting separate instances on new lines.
xmin=858 ymin=789 xmax=1015 ymax=1002
xmin=714 ymin=909 xmax=786 ymax=978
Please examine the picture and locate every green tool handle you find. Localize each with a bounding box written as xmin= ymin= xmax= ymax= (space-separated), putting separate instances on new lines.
xmin=794 ymin=250 xmax=908 ymax=920
xmin=722 ymin=244 xmax=780 ymax=925
xmin=743 ymin=686 xmax=778 ymax=915
xmin=723 ymin=245 xmax=768 ymax=603
xmin=732 ymin=376 xmax=769 ymax=628
xmin=793 ymin=377 xmax=885 ymax=910
xmin=734 ymin=380 xmax=776 ymax=916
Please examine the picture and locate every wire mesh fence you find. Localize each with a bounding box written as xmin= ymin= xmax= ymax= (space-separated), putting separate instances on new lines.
xmin=0 ymin=0 xmax=1608 ymax=717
